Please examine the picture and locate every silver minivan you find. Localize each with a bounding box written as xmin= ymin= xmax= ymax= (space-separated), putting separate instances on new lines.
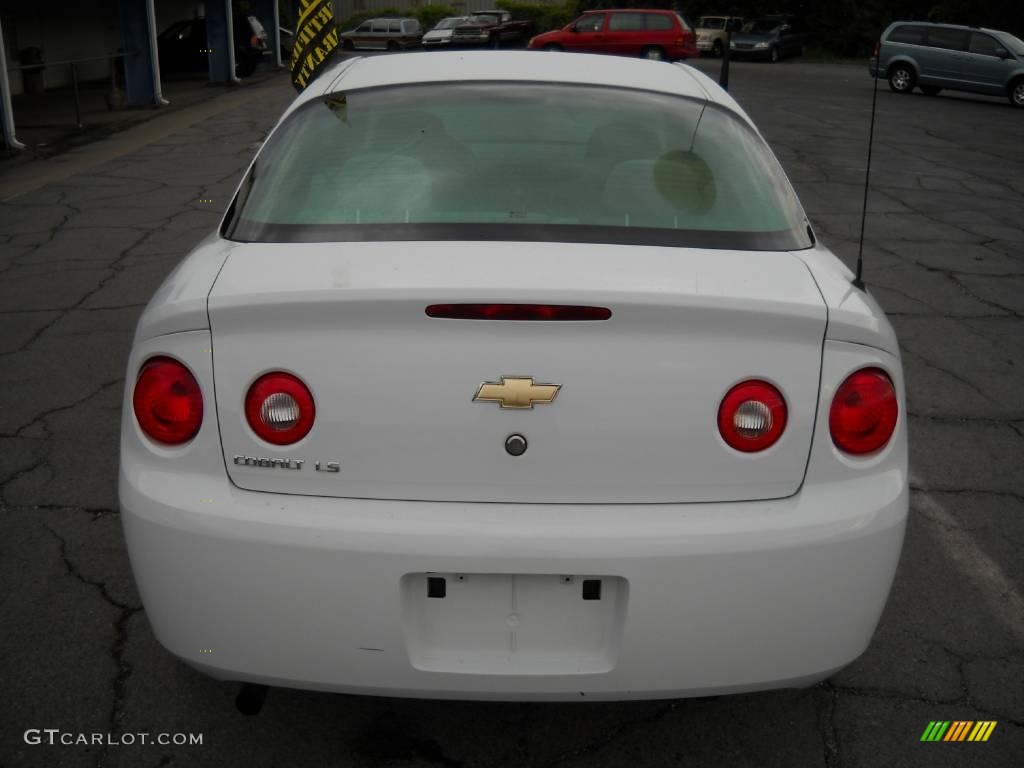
xmin=340 ymin=17 xmax=423 ymax=51
xmin=870 ymin=22 xmax=1024 ymax=107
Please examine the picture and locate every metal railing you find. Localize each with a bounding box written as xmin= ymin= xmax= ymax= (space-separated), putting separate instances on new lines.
xmin=8 ymin=51 xmax=137 ymax=128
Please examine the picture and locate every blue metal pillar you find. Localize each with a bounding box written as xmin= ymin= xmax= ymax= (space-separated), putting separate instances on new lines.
xmin=119 ymin=0 xmax=164 ymax=106
xmin=207 ymin=0 xmax=239 ymax=83
xmin=253 ymin=0 xmax=283 ymax=67
xmin=0 ymin=16 xmax=25 ymax=149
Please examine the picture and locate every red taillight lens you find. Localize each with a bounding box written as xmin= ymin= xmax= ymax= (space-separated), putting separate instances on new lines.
xmin=873 ymin=41 xmax=880 ymax=57
xmin=133 ymin=357 xmax=203 ymax=445
xmin=830 ymin=368 xmax=898 ymax=455
xmin=244 ymin=372 xmax=315 ymax=445
xmin=251 ymin=34 xmax=261 ymax=48
xmin=718 ymin=380 xmax=787 ymax=452
xmin=425 ymin=304 xmax=611 ymax=321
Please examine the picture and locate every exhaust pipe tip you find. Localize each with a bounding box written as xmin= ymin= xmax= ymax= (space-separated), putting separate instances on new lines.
xmin=235 ymin=683 xmax=269 ymax=715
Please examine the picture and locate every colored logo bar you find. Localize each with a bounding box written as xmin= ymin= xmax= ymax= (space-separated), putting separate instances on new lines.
xmin=921 ymin=721 xmax=997 ymax=742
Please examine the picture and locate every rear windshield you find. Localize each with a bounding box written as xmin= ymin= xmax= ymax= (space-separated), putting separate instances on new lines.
xmin=743 ymin=19 xmax=780 ymax=34
xmin=224 ymin=83 xmax=811 ymax=250
xmin=993 ymin=30 xmax=1024 ymax=55
xmin=434 ymin=18 xmax=466 ymax=30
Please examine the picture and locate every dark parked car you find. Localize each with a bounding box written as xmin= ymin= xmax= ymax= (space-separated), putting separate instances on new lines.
xmin=528 ymin=9 xmax=697 ymax=62
xmin=158 ymin=15 xmax=268 ymax=77
xmin=451 ymin=10 xmax=533 ymax=48
xmin=729 ymin=15 xmax=805 ymax=62
xmin=869 ymin=21 xmax=1024 ymax=107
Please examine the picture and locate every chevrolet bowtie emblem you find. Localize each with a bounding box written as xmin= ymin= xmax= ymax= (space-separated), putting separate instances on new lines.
xmin=473 ymin=377 xmax=561 ymax=409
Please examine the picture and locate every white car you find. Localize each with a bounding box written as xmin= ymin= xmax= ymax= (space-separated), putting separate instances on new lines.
xmin=120 ymin=51 xmax=908 ymax=702
xmin=422 ymin=16 xmax=469 ymax=47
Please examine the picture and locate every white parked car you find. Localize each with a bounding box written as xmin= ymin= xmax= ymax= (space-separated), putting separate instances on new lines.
xmin=422 ymin=16 xmax=469 ymax=47
xmin=120 ymin=51 xmax=908 ymax=702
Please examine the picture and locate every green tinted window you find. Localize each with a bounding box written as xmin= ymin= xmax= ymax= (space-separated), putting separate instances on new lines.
xmin=609 ymin=13 xmax=645 ymax=32
xmin=228 ymin=83 xmax=810 ymax=250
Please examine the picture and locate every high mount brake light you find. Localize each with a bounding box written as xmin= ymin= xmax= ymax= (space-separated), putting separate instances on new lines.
xmin=425 ymin=304 xmax=612 ymax=321
xmin=830 ymin=368 xmax=898 ymax=455
xmin=133 ymin=357 xmax=203 ymax=445
xmin=718 ymin=380 xmax=787 ymax=453
xmin=245 ymin=372 xmax=316 ymax=446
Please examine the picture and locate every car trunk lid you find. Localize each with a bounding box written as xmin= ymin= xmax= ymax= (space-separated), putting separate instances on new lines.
xmin=208 ymin=241 xmax=826 ymax=503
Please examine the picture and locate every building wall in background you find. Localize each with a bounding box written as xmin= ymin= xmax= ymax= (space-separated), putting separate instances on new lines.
xmin=2 ymin=0 xmax=122 ymax=93
xmin=1 ymin=0 xmax=206 ymax=95
xmin=156 ymin=1 xmax=208 ymax=31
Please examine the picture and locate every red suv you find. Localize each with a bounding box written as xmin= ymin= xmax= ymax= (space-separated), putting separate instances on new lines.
xmin=528 ymin=9 xmax=697 ymax=61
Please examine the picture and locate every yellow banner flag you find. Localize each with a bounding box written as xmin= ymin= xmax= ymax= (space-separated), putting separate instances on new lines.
xmin=291 ymin=0 xmax=340 ymax=92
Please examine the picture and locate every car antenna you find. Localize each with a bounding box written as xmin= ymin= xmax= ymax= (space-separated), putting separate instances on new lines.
xmin=854 ymin=35 xmax=882 ymax=291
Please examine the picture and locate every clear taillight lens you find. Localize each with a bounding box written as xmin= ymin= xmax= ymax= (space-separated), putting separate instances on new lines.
xmin=718 ymin=380 xmax=787 ymax=452
xmin=245 ymin=372 xmax=315 ymax=445
xmin=133 ymin=357 xmax=203 ymax=445
xmin=830 ymin=368 xmax=898 ymax=455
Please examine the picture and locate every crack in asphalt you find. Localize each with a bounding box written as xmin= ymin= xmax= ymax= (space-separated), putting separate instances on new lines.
xmin=539 ymin=702 xmax=679 ymax=768
xmin=947 ymin=272 xmax=1024 ymax=319
xmin=910 ymin=484 xmax=1024 ymax=502
xmin=41 ymin=522 xmax=141 ymax=768
xmin=900 ymin=348 xmax=1000 ymax=405
xmin=817 ymin=683 xmax=841 ymax=768
xmin=0 ymin=458 xmax=52 ymax=505
xmin=908 ymin=413 xmax=1024 ymax=425
xmin=4 ymin=377 xmax=123 ymax=439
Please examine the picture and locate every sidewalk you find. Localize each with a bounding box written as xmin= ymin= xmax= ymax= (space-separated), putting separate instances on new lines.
xmin=3 ymin=66 xmax=289 ymax=161
xmin=0 ymin=70 xmax=292 ymax=201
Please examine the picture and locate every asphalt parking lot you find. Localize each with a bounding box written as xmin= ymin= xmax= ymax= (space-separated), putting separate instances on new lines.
xmin=1 ymin=55 xmax=1022 ymax=767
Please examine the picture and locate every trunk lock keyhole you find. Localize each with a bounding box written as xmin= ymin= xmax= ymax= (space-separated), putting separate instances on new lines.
xmin=505 ymin=434 xmax=527 ymax=456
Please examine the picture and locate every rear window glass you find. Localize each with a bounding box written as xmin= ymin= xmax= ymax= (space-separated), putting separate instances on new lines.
xmin=887 ymin=25 xmax=927 ymax=44
xmin=926 ymin=28 xmax=968 ymax=50
xmin=744 ymin=19 xmax=780 ymax=34
xmin=699 ymin=18 xmax=725 ymax=30
xmin=993 ymin=31 xmax=1024 ymax=55
xmin=225 ymin=83 xmax=811 ymax=251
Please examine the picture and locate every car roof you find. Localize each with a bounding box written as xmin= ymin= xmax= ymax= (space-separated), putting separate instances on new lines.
xmin=886 ymin=20 xmax=1002 ymax=33
xmin=584 ymin=7 xmax=673 ymax=12
xmin=289 ymin=51 xmax=755 ymax=129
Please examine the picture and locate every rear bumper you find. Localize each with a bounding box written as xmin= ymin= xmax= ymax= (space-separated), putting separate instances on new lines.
xmin=731 ymin=48 xmax=771 ymax=60
xmin=121 ymin=465 xmax=907 ymax=701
